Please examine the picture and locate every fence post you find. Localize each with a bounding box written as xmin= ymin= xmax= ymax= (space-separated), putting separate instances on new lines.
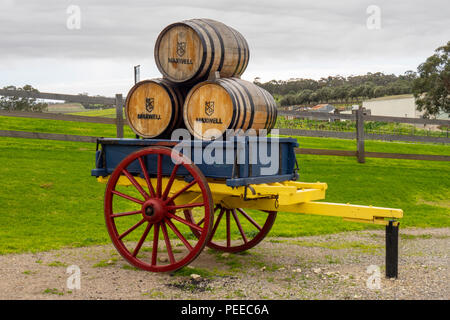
xmin=356 ymin=106 xmax=365 ymax=163
xmin=115 ymin=94 xmax=124 ymax=138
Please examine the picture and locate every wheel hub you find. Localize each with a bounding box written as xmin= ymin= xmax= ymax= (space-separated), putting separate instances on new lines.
xmin=142 ymin=199 xmax=166 ymax=223
xmin=145 ymin=206 xmax=154 ymax=217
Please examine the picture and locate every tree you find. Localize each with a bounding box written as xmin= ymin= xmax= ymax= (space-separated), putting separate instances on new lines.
xmin=412 ymin=41 xmax=450 ymax=116
xmin=0 ymin=85 xmax=48 ymax=112
xmin=257 ymin=72 xmax=416 ymax=105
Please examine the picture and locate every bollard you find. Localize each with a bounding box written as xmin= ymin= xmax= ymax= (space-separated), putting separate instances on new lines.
xmin=385 ymin=220 xmax=399 ymax=278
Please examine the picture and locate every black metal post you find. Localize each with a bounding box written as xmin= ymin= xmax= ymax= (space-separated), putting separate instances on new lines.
xmin=386 ymin=220 xmax=399 ymax=278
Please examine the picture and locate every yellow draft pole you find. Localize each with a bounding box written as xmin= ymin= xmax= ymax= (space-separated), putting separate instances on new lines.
xmin=220 ymin=197 xmax=402 ymax=226
xmin=99 ymin=175 xmax=402 ymax=226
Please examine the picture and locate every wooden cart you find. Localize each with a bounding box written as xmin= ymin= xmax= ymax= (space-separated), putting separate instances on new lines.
xmin=92 ymin=137 xmax=402 ymax=277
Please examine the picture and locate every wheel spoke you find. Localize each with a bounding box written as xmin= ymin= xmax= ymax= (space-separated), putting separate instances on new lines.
xmin=196 ymin=217 xmax=205 ymax=227
xmin=164 ymin=180 xmax=197 ymax=204
xmin=165 ymin=218 xmax=194 ymax=251
xmin=210 ymin=208 xmax=225 ymax=238
xmin=166 ymin=212 xmax=203 ymax=232
xmin=226 ymin=210 xmax=231 ymax=247
xmin=162 ymin=164 xmax=180 ymax=200
xmin=118 ymin=219 xmax=145 ymax=240
xmin=161 ymin=222 xmax=175 ymax=264
xmin=157 ymin=154 xmax=163 ymax=197
xmin=122 ymin=169 xmax=149 ymax=200
xmin=232 ymin=209 xmax=248 ymax=243
xmin=237 ymin=208 xmax=262 ymax=231
xmin=167 ymin=202 xmax=205 ymax=211
xmin=138 ymin=156 xmax=156 ymax=198
xmin=132 ymin=223 xmax=153 ymax=257
xmin=151 ymin=223 xmax=160 ymax=266
xmin=111 ymin=210 xmax=142 ymax=218
xmin=112 ymin=190 xmax=144 ymax=205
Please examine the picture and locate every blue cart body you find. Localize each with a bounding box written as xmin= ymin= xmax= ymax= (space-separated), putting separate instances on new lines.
xmin=92 ymin=137 xmax=299 ymax=187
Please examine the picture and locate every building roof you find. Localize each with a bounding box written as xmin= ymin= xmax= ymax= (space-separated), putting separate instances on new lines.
xmin=310 ymin=104 xmax=335 ymax=113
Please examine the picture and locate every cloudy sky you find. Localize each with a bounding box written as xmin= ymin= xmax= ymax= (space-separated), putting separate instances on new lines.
xmin=0 ymin=0 xmax=449 ymax=96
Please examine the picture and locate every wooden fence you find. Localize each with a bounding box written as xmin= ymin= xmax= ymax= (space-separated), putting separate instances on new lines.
xmin=0 ymin=89 xmax=125 ymax=138
xmin=277 ymin=108 xmax=449 ymax=163
xmin=0 ymin=89 xmax=449 ymax=162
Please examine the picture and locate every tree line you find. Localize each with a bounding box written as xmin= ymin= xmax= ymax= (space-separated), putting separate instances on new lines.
xmin=254 ymin=71 xmax=417 ymax=107
xmin=0 ymin=85 xmax=48 ymax=112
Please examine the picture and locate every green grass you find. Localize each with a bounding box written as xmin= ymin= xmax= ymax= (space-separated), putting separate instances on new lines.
xmin=0 ymin=115 xmax=135 ymax=138
xmin=0 ymin=137 xmax=112 ymax=254
xmin=68 ymin=108 xmax=121 ymax=118
xmin=42 ymin=288 xmax=65 ymax=295
xmin=171 ymin=266 xmax=216 ymax=278
xmin=0 ymin=116 xmax=449 ymax=255
xmin=47 ymin=261 xmax=68 ymax=267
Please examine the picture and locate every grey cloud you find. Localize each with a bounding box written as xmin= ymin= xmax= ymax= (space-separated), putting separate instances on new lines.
xmin=0 ymin=0 xmax=448 ymax=90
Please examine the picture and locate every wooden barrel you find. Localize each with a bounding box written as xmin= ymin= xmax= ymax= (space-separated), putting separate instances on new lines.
xmin=125 ymin=79 xmax=185 ymax=138
xmin=183 ymin=78 xmax=277 ymax=140
xmin=154 ymin=19 xmax=249 ymax=84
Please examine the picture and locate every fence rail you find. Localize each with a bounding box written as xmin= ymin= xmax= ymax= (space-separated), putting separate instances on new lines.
xmin=0 ymin=130 xmax=98 ymax=143
xmin=277 ymin=128 xmax=449 ymax=144
xmin=0 ymin=110 xmax=117 ymax=124
xmin=294 ymin=148 xmax=450 ymax=161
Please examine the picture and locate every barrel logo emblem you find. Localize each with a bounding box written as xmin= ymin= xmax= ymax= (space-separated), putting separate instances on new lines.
xmin=205 ymin=101 xmax=215 ymax=116
xmin=145 ymin=98 xmax=154 ymax=113
xmin=177 ymin=42 xmax=186 ymax=57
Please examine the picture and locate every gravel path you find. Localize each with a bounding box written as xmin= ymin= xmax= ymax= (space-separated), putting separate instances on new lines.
xmin=0 ymin=227 xmax=448 ymax=300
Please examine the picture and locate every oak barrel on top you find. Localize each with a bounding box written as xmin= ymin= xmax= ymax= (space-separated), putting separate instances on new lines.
xmin=183 ymin=78 xmax=277 ymax=140
xmin=125 ymin=79 xmax=185 ymax=139
xmin=154 ymin=18 xmax=249 ymax=84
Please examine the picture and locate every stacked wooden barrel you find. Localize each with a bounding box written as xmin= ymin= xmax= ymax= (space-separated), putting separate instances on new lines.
xmin=125 ymin=18 xmax=277 ymax=140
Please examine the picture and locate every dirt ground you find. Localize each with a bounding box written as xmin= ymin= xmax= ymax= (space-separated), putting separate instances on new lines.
xmin=0 ymin=227 xmax=448 ymax=300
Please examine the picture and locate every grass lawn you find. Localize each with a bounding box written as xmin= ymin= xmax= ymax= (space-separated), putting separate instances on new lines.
xmin=0 ymin=116 xmax=448 ymax=254
xmin=68 ymin=108 xmax=119 ymax=118
xmin=0 ymin=130 xmax=448 ymax=254
xmin=0 ymin=115 xmax=136 ymax=138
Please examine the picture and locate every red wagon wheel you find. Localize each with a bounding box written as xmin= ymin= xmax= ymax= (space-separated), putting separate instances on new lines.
xmin=185 ymin=205 xmax=277 ymax=253
xmin=104 ymin=146 xmax=213 ymax=272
